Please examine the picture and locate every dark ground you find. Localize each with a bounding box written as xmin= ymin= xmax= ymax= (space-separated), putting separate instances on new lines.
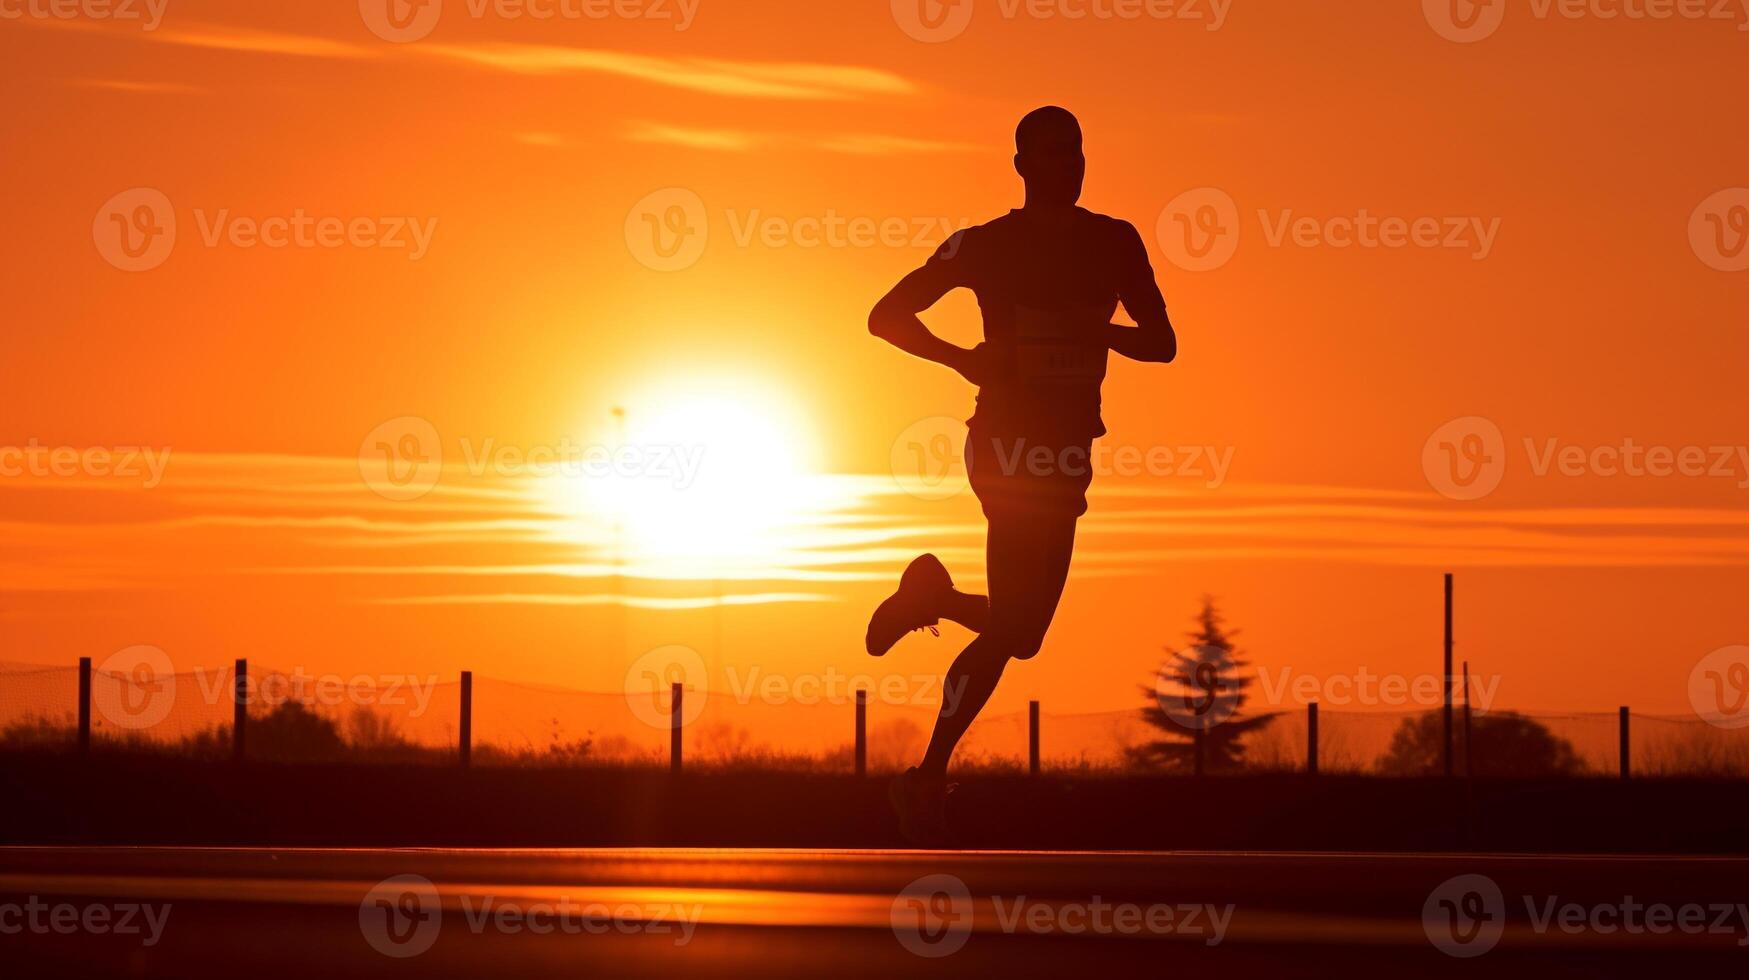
xmin=5 ymin=752 xmax=1749 ymax=851
xmin=1 ymin=847 xmax=1746 ymax=978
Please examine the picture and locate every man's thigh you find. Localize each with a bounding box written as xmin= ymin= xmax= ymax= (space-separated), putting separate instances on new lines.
xmin=984 ymin=512 xmax=1079 ymax=659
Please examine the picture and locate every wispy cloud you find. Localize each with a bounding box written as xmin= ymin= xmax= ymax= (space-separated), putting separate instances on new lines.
xmin=13 ymin=453 xmax=1749 ymax=607
xmin=145 ymin=23 xmax=379 ymax=60
xmin=30 ymin=17 xmax=915 ymax=101
xmin=417 ymin=44 xmax=913 ymax=99
xmin=625 ymin=121 xmax=981 ymax=155
xmin=625 ymin=122 xmax=759 ymax=152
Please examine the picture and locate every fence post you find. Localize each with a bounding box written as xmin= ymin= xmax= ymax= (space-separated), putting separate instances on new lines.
xmin=670 ymin=682 xmax=683 ymax=775
xmin=1619 ymin=706 xmax=1630 ymax=779
xmin=1029 ymin=700 xmax=1041 ymax=777
xmin=459 ymin=671 xmax=473 ymax=769
xmin=1307 ymin=702 xmax=1319 ymax=775
xmin=233 ymin=658 xmax=247 ymax=763
xmin=78 ymin=657 xmax=92 ymax=755
xmin=1462 ymin=661 xmax=1474 ymax=779
xmin=1443 ymin=572 xmax=1454 ymax=778
xmin=854 ymin=688 xmax=867 ymax=777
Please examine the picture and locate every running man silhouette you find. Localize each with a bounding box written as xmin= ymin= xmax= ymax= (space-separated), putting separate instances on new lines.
xmin=867 ymin=106 xmax=1177 ymax=842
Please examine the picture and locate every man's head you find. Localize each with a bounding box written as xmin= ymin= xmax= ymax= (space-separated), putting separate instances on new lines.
xmin=1014 ymin=106 xmax=1084 ymax=207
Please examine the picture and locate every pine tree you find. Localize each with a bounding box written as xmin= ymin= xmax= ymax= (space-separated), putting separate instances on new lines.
xmin=1130 ymin=596 xmax=1278 ymax=774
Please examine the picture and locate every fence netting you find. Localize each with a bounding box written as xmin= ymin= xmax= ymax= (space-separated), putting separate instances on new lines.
xmin=4 ymin=664 xmax=1747 ymax=775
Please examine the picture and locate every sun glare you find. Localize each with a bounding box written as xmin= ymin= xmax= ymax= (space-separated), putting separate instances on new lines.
xmin=546 ymin=377 xmax=827 ymax=573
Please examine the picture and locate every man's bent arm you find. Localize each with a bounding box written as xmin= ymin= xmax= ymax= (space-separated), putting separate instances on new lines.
xmin=1105 ymin=222 xmax=1178 ymax=364
xmin=1103 ymin=314 xmax=1176 ymax=364
xmin=869 ymin=262 xmax=982 ymax=383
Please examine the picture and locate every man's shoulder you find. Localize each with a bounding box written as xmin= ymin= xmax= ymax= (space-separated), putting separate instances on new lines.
xmin=1075 ymin=208 xmax=1144 ymax=242
xmin=932 ymin=212 xmax=1012 ymax=262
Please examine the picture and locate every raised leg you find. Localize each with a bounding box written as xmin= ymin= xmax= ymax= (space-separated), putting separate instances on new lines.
xmin=917 ymin=511 xmax=1077 ymax=777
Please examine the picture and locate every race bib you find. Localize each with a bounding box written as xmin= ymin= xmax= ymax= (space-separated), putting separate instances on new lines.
xmin=1013 ymin=304 xmax=1110 ymax=385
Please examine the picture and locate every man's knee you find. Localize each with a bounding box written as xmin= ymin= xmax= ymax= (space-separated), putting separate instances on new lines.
xmin=990 ymin=622 xmax=1048 ymax=662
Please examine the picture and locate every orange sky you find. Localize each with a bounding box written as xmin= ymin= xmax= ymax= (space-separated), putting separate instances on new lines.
xmin=3 ymin=0 xmax=1748 ymax=727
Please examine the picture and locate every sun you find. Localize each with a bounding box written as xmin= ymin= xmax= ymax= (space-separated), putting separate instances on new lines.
xmin=546 ymin=376 xmax=825 ymax=573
